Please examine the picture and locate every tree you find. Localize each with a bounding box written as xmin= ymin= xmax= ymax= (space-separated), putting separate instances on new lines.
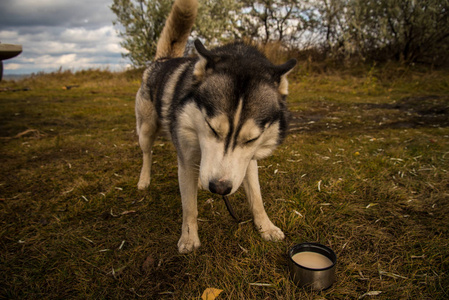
xmin=238 ymin=0 xmax=314 ymax=45
xmin=111 ymin=0 xmax=315 ymax=67
xmin=195 ymin=0 xmax=243 ymax=44
xmin=368 ymin=0 xmax=449 ymax=64
xmin=111 ymin=0 xmax=242 ymax=67
xmin=313 ymin=0 xmax=449 ymax=64
xmin=111 ymin=0 xmax=172 ymax=67
xmin=112 ymin=0 xmax=449 ymax=66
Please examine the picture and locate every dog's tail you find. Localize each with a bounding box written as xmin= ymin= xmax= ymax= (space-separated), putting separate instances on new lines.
xmin=155 ymin=0 xmax=198 ymax=60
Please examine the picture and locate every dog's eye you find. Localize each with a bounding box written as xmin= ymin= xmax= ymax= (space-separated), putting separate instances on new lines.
xmin=206 ymin=120 xmax=220 ymax=138
xmin=244 ymin=136 xmax=259 ymax=145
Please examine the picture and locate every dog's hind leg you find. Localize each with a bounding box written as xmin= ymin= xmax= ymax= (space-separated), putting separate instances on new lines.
xmin=177 ymin=157 xmax=201 ymax=253
xmin=136 ymin=91 xmax=159 ymax=190
xmin=137 ymin=122 xmax=157 ymax=190
xmin=243 ymin=160 xmax=285 ymax=241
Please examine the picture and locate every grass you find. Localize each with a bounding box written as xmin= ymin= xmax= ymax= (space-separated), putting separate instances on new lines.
xmin=1 ymin=66 xmax=448 ymax=299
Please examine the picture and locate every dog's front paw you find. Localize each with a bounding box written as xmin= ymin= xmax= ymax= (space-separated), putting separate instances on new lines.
xmin=137 ymin=176 xmax=151 ymax=190
xmin=258 ymin=223 xmax=285 ymax=242
xmin=177 ymin=234 xmax=201 ymax=253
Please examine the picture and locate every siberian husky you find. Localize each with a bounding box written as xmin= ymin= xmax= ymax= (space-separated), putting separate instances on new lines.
xmin=135 ymin=0 xmax=296 ymax=253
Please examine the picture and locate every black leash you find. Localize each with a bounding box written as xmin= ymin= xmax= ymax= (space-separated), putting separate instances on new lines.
xmin=222 ymin=195 xmax=240 ymax=222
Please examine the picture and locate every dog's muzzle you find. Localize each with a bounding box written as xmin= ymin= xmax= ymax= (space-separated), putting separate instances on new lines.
xmin=209 ymin=179 xmax=232 ymax=195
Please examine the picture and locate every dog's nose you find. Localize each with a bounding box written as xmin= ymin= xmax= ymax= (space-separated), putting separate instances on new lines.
xmin=209 ymin=179 xmax=232 ymax=195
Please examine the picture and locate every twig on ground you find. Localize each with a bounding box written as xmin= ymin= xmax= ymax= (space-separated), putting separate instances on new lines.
xmin=359 ymin=291 xmax=382 ymax=299
xmin=379 ymin=270 xmax=408 ymax=280
xmin=249 ymin=283 xmax=273 ymax=287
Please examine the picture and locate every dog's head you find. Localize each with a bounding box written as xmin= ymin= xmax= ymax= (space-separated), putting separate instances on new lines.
xmin=178 ymin=40 xmax=296 ymax=195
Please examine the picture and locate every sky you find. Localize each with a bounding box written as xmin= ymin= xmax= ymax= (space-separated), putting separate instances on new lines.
xmin=0 ymin=0 xmax=131 ymax=75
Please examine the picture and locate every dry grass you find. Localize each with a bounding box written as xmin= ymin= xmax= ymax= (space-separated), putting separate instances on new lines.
xmin=1 ymin=67 xmax=448 ymax=299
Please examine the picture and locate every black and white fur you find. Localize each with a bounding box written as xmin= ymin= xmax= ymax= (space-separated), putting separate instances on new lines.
xmin=135 ymin=0 xmax=296 ymax=253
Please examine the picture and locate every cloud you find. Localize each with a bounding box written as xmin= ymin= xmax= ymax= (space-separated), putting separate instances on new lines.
xmin=4 ymin=51 xmax=129 ymax=73
xmin=4 ymin=63 xmax=21 ymax=70
xmin=0 ymin=0 xmax=115 ymax=28
xmin=0 ymin=0 xmax=130 ymax=74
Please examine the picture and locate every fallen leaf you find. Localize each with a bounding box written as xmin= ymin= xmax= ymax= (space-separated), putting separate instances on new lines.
xmin=142 ymin=255 xmax=155 ymax=273
xmin=201 ymin=288 xmax=223 ymax=300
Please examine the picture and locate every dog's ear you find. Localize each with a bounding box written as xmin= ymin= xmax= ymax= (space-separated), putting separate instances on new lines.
xmin=275 ymin=59 xmax=297 ymax=76
xmin=194 ymin=39 xmax=214 ymax=61
xmin=193 ymin=39 xmax=219 ymax=81
xmin=274 ymin=58 xmax=297 ymax=96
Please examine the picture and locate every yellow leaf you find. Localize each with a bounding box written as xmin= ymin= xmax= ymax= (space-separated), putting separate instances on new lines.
xmin=201 ymin=288 xmax=223 ymax=300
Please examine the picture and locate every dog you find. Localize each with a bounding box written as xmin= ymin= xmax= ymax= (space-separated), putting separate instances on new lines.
xmin=135 ymin=0 xmax=296 ymax=253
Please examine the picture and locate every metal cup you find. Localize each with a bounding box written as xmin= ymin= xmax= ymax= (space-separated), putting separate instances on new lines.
xmin=288 ymin=242 xmax=337 ymax=290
